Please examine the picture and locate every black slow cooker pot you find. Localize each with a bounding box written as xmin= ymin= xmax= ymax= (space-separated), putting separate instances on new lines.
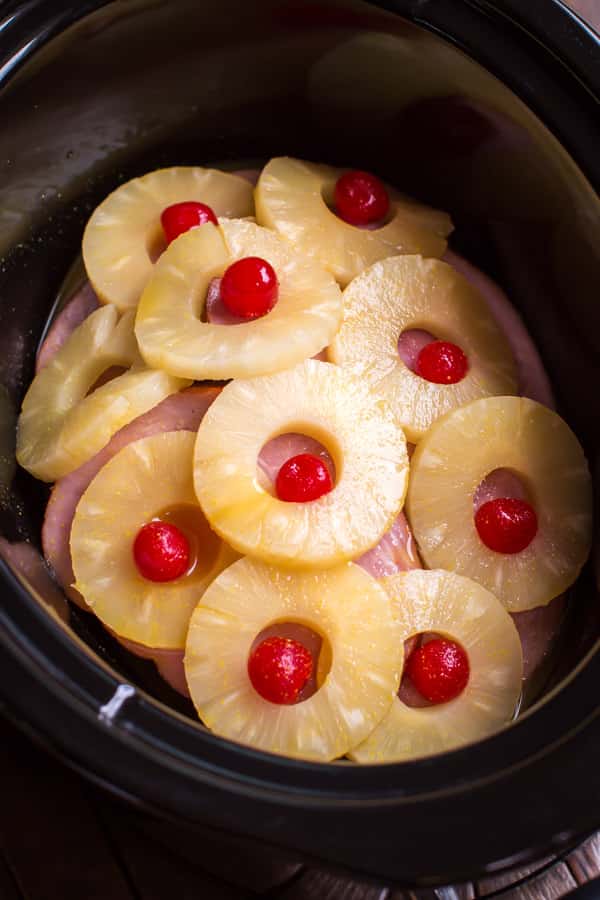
xmin=0 ymin=0 xmax=599 ymax=890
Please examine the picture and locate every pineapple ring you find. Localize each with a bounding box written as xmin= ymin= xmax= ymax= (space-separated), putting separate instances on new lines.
xmin=17 ymin=305 xmax=188 ymax=482
xmin=135 ymin=219 xmax=343 ymax=380
xmin=184 ymin=557 xmax=403 ymax=761
xmin=407 ymin=396 xmax=593 ymax=611
xmin=255 ymin=156 xmax=453 ymax=286
xmin=82 ymin=166 xmax=254 ymax=310
xmin=328 ymin=255 xmax=518 ymax=443
xmin=350 ymin=570 xmax=523 ymax=763
xmin=193 ymin=359 xmax=409 ymax=568
xmin=71 ymin=431 xmax=237 ymax=649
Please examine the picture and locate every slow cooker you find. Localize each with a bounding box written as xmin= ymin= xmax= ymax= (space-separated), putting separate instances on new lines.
xmin=0 ymin=0 xmax=599 ymax=890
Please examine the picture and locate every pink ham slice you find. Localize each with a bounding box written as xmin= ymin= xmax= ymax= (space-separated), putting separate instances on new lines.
xmin=444 ymin=249 xmax=555 ymax=409
xmin=42 ymin=385 xmax=220 ymax=607
xmin=118 ymin=638 xmax=189 ymax=697
xmin=257 ymin=432 xmax=336 ymax=488
xmin=397 ymin=329 xmax=435 ymax=372
xmin=42 ymin=385 xmax=220 ymax=697
xmin=0 ymin=538 xmax=70 ymax=624
xmin=36 ymin=281 xmax=100 ymax=372
xmin=356 ymin=513 xmax=421 ymax=578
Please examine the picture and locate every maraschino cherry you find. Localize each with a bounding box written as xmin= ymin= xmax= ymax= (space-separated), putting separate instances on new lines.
xmin=220 ymin=256 xmax=279 ymax=319
xmin=475 ymin=497 xmax=538 ymax=554
xmin=406 ymin=638 xmax=469 ymax=704
xmin=276 ymin=454 xmax=333 ymax=503
xmin=161 ymin=201 xmax=218 ymax=245
xmin=416 ymin=340 xmax=469 ymax=384
xmin=248 ymin=636 xmax=313 ymax=704
xmin=334 ymin=170 xmax=389 ymax=226
xmin=133 ymin=521 xmax=190 ymax=582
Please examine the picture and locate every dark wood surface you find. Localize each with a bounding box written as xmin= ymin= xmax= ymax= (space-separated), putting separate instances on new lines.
xmin=1 ymin=2 xmax=598 ymax=898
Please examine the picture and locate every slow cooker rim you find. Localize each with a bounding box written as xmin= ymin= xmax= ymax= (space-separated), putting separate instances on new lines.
xmin=1 ymin=0 xmax=599 ymax=887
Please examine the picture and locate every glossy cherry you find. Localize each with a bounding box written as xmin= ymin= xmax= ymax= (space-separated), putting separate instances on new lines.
xmin=475 ymin=497 xmax=538 ymax=554
xmin=275 ymin=453 xmax=333 ymax=503
xmin=406 ymin=638 xmax=470 ymax=704
xmin=334 ymin=170 xmax=390 ymax=226
xmin=220 ymin=256 xmax=279 ymax=319
xmin=160 ymin=201 xmax=218 ymax=245
xmin=133 ymin=521 xmax=190 ymax=582
xmin=416 ymin=340 xmax=469 ymax=384
xmin=248 ymin=636 xmax=313 ymax=704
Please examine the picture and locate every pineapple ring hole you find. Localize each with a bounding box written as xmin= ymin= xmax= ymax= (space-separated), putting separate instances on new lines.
xmin=85 ymin=365 xmax=128 ymax=396
xmin=250 ymin=620 xmax=333 ymax=703
xmin=399 ymin=632 xmax=468 ymax=708
xmin=257 ymin=431 xmax=338 ymax=497
xmin=200 ymin=276 xmax=249 ymax=326
xmin=473 ymin=467 xmax=531 ymax=513
xmin=146 ymin=223 xmax=168 ymax=264
xmin=397 ymin=328 xmax=436 ymax=372
xmin=320 ymin=182 xmax=393 ymax=231
xmin=151 ymin=503 xmax=221 ymax=580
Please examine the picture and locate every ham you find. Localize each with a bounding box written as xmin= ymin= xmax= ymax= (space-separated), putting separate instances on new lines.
xmin=118 ymin=638 xmax=189 ymax=697
xmin=36 ymin=207 xmax=561 ymax=704
xmin=0 ymin=538 xmax=69 ymax=624
xmin=257 ymin=432 xmax=336 ymax=489
xmin=42 ymin=386 xmax=220 ymax=609
xmin=36 ymin=281 xmax=99 ymax=372
xmin=444 ymin=249 xmax=555 ymax=409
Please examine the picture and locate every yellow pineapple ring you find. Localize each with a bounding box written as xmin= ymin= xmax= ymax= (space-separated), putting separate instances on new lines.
xmin=407 ymin=396 xmax=593 ymax=611
xmin=329 ymin=256 xmax=518 ymax=443
xmin=184 ymin=557 xmax=403 ymax=761
xmin=135 ymin=219 xmax=343 ymax=380
xmin=71 ymin=431 xmax=237 ymax=649
xmin=82 ymin=167 xmax=254 ymax=310
xmin=194 ymin=359 xmax=409 ymax=568
xmin=255 ymin=156 xmax=453 ymax=286
xmin=350 ymin=569 xmax=523 ymax=763
xmin=17 ymin=305 xmax=188 ymax=482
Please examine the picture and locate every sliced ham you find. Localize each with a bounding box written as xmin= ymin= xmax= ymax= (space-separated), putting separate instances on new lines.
xmin=356 ymin=513 xmax=421 ymax=578
xmin=36 ymin=281 xmax=100 ymax=372
xmin=118 ymin=637 xmax=189 ymax=697
xmin=397 ymin=329 xmax=435 ymax=372
xmin=205 ymin=277 xmax=247 ymax=325
xmin=257 ymin=432 xmax=336 ymax=490
xmin=444 ymin=249 xmax=555 ymax=409
xmin=512 ymin=595 xmax=566 ymax=682
xmin=0 ymin=538 xmax=69 ymax=624
xmin=42 ymin=385 xmax=220 ymax=609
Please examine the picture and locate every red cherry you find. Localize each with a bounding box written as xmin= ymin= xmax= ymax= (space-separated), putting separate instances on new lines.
xmin=133 ymin=521 xmax=190 ymax=582
xmin=334 ymin=170 xmax=390 ymax=226
xmin=275 ymin=453 xmax=333 ymax=503
xmin=416 ymin=340 xmax=469 ymax=384
xmin=475 ymin=497 xmax=538 ymax=554
xmin=406 ymin=638 xmax=470 ymax=704
xmin=161 ymin=201 xmax=218 ymax=245
xmin=248 ymin=636 xmax=313 ymax=704
xmin=220 ymin=256 xmax=279 ymax=319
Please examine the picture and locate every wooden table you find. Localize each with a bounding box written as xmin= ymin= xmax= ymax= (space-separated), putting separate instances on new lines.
xmin=1 ymin=2 xmax=598 ymax=898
